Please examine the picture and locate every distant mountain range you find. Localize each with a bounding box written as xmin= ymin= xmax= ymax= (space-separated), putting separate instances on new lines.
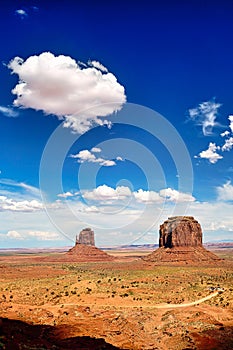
xmin=101 ymin=244 xmax=159 ymax=250
xmin=0 ymin=241 xmax=233 ymax=254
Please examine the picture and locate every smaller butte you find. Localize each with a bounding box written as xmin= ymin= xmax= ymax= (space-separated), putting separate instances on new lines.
xmin=66 ymin=228 xmax=114 ymax=262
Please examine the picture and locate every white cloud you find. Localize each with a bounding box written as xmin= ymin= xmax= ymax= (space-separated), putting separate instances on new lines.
xmin=185 ymin=201 xmax=233 ymax=236
xmin=0 ymin=196 xmax=43 ymax=212
xmin=15 ymin=9 xmax=27 ymax=18
xmin=0 ymin=106 xmax=18 ymax=118
xmin=82 ymin=205 xmax=99 ymax=213
xmin=7 ymin=230 xmax=24 ymax=239
xmin=8 ymin=52 xmax=126 ymax=134
xmin=1 ymin=196 xmax=232 ymax=246
xmin=216 ymin=181 xmax=233 ymax=201
xmin=220 ymin=116 xmax=233 ymax=137
xmin=57 ymin=191 xmax=74 ymax=198
xmin=26 ymin=231 xmax=62 ymax=241
xmin=71 ymin=150 xmax=96 ymax=162
xmin=70 ymin=148 xmax=123 ymax=167
xmin=91 ymin=147 xmax=101 ymax=153
xmin=159 ymin=188 xmax=195 ymax=202
xmin=222 ymin=137 xmax=233 ymax=152
xmin=89 ymin=60 xmax=108 ymax=73
xmin=0 ymin=180 xmax=232 ymax=246
xmin=0 ymin=230 xmax=62 ymax=241
xmin=220 ymin=130 xmax=230 ymax=137
xmin=229 ymin=115 xmax=233 ymax=133
xmin=188 ymin=100 xmax=221 ymax=136
xmin=100 ymin=160 xmax=116 ymax=166
xmin=196 ymin=142 xmax=223 ymax=164
xmin=83 ymin=185 xmax=132 ymax=201
xmin=82 ymin=185 xmax=195 ymax=204
xmin=0 ymin=179 xmax=41 ymax=200
xmin=205 ymin=222 xmax=233 ymax=232
xmin=133 ymin=189 xmax=162 ymax=203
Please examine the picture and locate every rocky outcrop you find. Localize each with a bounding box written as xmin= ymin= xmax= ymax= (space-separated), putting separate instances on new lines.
xmin=144 ymin=216 xmax=221 ymax=264
xmin=76 ymin=228 xmax=95 ymax=246
xmin=65 ymin=228 xmax=114 ymax=262
xmin=159 ymin=216 xmax=202 ymax=248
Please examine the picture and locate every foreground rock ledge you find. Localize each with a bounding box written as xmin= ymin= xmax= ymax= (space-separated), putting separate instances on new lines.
xmin=144 ymin=216 xmax=221 ymax=263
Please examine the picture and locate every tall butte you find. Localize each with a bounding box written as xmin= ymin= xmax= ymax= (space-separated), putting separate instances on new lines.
xmin=143 ymin=216 xmax=221 ymax=263
xmin=67 ymin=227 xmax=114 ymax=262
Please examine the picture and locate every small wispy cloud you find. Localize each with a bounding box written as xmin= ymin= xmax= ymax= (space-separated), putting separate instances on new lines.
xmin=15 ymin=9 xmax=28 ymax=18
xmin=220 ymin=115 xmax=233 ymax=137
xmin=89 ymin=60 xmax=108 ymax=73
xmin=91 ymin=147 xmax=101 ymax=153
xmin=220 ymin=130 xmax=230 ymax=137
xmin=0 ymin=178 xmax=41 ymax=198
xmin=159 ymin=188 xmax=195 ymax=202
xmin=229 ymin=115 xmax=233 ymax=133
xmin=57 ymin=191 xmax=75 ymax=198
xmin=0 ymin=106 xmax=18 ymax=118
xmin=195 ymin=142 xmax=223 ymax=164
xmin=222 ymin=137 xmax=233 ymax=152
xmin=70 ymin=148 xmax=122 ymax=167
xmin=83 ymin=185 xmax=131 ymax=201
xmin=0 ymin=231 xmax=24 ymax=240
xmin=0 ymin=230 xmax=61 ymax=241
xmin=191 ymin=101 xmax=233 ymax=164
xmin=7 ymin=230 xmax=24 ymax=240
xmin=26 ymin=230 xmax=62 ymax=241
xmin=216 ymin=181 xmax=233 ymax=201
xmin=188 ymin=99 xmax=221 ymax=136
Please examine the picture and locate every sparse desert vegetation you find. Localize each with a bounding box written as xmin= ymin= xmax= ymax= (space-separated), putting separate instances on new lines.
xmin=0 ymin=249 xmax=232 ymax=349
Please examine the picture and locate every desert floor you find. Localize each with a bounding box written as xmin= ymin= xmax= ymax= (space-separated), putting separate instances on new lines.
xmin=0 ymin=249 xmax=232 ymax=349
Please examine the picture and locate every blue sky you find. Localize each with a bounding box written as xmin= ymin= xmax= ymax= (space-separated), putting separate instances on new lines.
xmin=0 ymin=0 xmax=233 ymax=247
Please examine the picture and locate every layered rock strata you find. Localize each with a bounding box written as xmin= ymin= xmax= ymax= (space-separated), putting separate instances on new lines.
xmin=76 ymin=228 xmax=95 ymax=246
xmin=159 ymin=216 xmax=202 ymax=248
xmin=66 ymin=228 xmax=114 ymax=261
xmin=144 ymin=216 xmax=221 ymax=263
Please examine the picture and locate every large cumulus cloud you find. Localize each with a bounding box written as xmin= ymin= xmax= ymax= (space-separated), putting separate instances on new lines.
xmin=8 ymin=52 xmax=126 ymax=133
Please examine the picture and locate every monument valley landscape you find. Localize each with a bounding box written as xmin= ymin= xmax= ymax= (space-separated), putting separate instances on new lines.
xmin=0 ymin=222 xmax=232 ymax=350
xmin=1 ymin=2 xmax=233 ymax=349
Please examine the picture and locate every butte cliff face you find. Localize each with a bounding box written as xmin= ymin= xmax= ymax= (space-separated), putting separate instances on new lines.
xmin=76 ymin=228 xmax=95 ymax=246
xmin=159 ymin=216 xmax=202 ymax=248
xmin=144 ymin=216 xmax=220 ymax=264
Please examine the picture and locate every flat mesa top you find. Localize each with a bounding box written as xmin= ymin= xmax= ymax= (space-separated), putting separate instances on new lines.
xmin=167 ymin=216 xmax=195 ymax=222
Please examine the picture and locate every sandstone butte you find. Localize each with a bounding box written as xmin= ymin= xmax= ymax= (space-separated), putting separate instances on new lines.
xmin=143 ymin=216 xmax=221 ymax=263
xmin=66 ymin=228 xmax=114 ymax=262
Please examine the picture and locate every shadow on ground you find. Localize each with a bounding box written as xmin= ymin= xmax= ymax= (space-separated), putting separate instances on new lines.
xmin=0 ymin=317 xmax=124 ymax=350
xmin=1 ymin=317 xmax=233 ymax=349
xmin=191 ymin=325 xmax=233 ymax=350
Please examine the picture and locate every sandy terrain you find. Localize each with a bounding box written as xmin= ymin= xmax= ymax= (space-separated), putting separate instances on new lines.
xmin=0 ymin=249 xmax=232 ymax=349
